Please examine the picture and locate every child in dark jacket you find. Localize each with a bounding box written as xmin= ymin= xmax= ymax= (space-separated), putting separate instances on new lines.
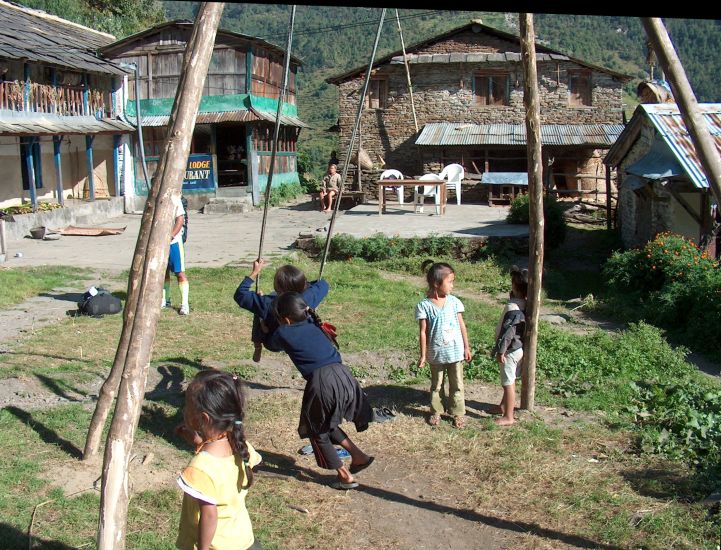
xmin=269 ymin=291 xmax=375 ymax=490
xmin=492 ymin=266 xmax=529 ymax=426
xmin=234 ymin=259 xmax=328 ymax=362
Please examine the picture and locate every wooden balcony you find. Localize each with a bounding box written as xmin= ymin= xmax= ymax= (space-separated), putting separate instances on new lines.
xmin=0 ymin=80 xmax=113 ymax=117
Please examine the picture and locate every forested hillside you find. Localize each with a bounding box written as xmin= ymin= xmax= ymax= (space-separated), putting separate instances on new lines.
xmin=17 ymin=1 xmax=721 ymax=172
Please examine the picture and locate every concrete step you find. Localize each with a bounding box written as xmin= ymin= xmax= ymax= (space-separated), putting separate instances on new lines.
xmin=202 ymin=197 xmax=252 ymax=214
xmin=216 ymin=186 xmax=249 ymax=198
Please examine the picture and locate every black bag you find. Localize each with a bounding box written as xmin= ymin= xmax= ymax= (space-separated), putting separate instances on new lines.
xmin=78 ymin=289 xmax=122 ymax=317
xmin=181 ymin=196 xmax=189 ymax=243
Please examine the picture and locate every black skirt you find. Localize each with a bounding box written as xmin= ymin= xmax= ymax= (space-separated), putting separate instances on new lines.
xmin=298 ymin=363 xmax=373 ymax=438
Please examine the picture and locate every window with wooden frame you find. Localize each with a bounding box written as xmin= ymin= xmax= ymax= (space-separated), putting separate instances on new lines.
xmin=568 ymin=69 xmax=592 ymax=106
xmin=474 ymin=73 xmax=509 ymax=106
xmin=366 ymin=77 xmax=388 ymax=109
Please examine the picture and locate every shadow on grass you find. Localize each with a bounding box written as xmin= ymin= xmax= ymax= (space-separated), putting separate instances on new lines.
xmin=4 ymin=406 xmax=82 ymax=459
xmin=363 ymin=384 xmax=428 ymax=420
xmin=621 ymin=467 xmax=704 ymax=503
xmin=0 ymin=521 xmax=73 ymax=549
xmin=35 ymin=374 xmax=87 ymax=402
xmin=38 ymin=291 xmax=85 ymax=302
xmin=256 ymin=449 xmax=622 ymax=549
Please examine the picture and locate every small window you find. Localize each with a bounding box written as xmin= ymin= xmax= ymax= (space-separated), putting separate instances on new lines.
xmin=366 ymin=78 xmax=387 ymax=109
xmin=474 ymin=74 xmax=509 ymax=106
xmin=568 ymin=69 xmax=592 ymax=106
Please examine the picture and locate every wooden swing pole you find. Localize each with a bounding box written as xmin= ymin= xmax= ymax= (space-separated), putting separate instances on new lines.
xmin=96 ymin=4 xmax=224 ymax=548
xmin=319 ymin=8 xmax=386 ymax=280
xmin=519 ymin=13 xmax=544 ymax=412
xmin=641 ymin=18 xmax=721 ymax=206
xmin=255 ymin=5 xmax=296 ymax=285
xmin=395 ymin=8 xmax=418 ymax=133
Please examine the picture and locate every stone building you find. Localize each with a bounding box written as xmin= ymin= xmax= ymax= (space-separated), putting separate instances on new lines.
xmin=327 ymin=20 xmax=630 ymax=201
xmin=605 ymin=103 xmax=720 ymax=257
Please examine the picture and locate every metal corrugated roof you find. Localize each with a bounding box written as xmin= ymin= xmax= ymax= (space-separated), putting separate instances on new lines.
xmin=0 ymin=114 xmax=134 ymax=136
xmin=128 ymin=110 xmax=310 ymax=128
xmin=0 ymin=0 xmax=127 ymax=75
xmin=390 ymin=52 xmax=567 ymax=64
xmin=641 ymin=103 xmax=721 ymax=189
xmin=415 ymin=122 xmax=624 ymax=147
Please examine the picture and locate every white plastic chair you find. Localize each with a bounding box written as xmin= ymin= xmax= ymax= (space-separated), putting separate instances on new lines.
xmin=380 ymin=169 xmax=405 ymax=205
xmin=439 ymin=163 xmax=464 ymax=205
xmin=413 ymin=173 xmax=443 ymax=214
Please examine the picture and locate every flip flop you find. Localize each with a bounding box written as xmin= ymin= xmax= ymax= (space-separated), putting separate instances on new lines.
xmin=349 ymin=456 xmax=375 ymax=475
xmin=330 ymin=480 xmax=359 ymax=490
xmin=373 ymin=407 xmax=396 ymax=423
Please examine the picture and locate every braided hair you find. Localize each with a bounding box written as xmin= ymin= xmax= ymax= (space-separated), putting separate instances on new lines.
xmin=186 ymin=370 xmax=254 ymax=488
xmin=274 ymin=291 xmax=321 ymax=328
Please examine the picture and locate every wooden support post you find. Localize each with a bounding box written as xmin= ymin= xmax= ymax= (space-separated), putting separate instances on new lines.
xmin=642 ymin=18 xmax=721 ymax=206
xmin=606 ymin=165 xmax=612 ymax=230
xmin=86 ymin=135 xmax=95 ymax=201
xmin=357 ymin=117 xmax=362 ymax=192
xmin=23 ymin=63 xmax=29 ymax=112
xmin=54 ymin=136 xmax=64 ymax=206
xmin=0 ymin=219 xmax=7 ymax=262
xmin=25 ymin=138 xmax=38 ymax=212
xmin=113 ymin=135 xmax=121 ymax=197
xmin=519 ymin=13 xmax=544 ymax=412
xmin=94 ymin=4 xmax=224 ymax=548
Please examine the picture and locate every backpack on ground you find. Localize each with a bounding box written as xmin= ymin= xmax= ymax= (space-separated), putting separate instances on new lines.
xmin=78 ymin=288 xmax=122 ymax=317
xmin=181 ymin=195 xmax=189 ymax=243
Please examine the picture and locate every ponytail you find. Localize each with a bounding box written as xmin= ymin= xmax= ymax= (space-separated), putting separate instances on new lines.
xmin=187 ymin=370 xmax=254 ymax=488
xmin=229 ymin=375 xmax=254 ymax=489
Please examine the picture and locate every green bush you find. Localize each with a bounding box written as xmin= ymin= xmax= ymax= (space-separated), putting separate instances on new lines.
xmin=319 ymin=233 xmax=490 ymax=262
xmin=602 ymin=231 xmax=721 ymax=353
xmin=266 ymin=183 xmax=304 ymax=207
xmin=506 ymin=193 xmax=567 ymax=248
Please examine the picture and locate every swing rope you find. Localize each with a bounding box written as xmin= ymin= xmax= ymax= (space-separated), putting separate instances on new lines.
xmin=256 ymin=5 xmax=297 ymax=291
xmin=318 ymin=8 xmax=386 ymax=280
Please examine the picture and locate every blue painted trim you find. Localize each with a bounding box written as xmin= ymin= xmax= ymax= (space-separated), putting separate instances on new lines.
xmin=86 ymin=135 xmax=95 ymax=201
xmin=113 ymin=134 xmax=121 ymax=196
xmin=53 ymin=136 xmax=64 ymax=206
xmin=24 ymin=137 xmax=38 ymax=211
xmin=257 ymin=171 xmax=300 ymax=188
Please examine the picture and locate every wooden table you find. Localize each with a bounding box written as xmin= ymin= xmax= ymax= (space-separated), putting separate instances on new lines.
xmin=376 ymin=179 xmax=446 ymax=215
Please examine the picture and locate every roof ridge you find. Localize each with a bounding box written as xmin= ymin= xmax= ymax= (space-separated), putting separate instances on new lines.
xmin=0 ymin=0 xmax=116 ymax=41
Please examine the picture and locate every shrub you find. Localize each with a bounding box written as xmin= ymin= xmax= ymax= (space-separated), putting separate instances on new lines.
xmin=506 ymin=193 xmax=566 ymax=248
xmin=318 ymin=233 xmax=491 ymax=262
xmin=266 ymin=183 xmax=304 ymax=207
xmin=602 ymin=231 xmax=721 ymax=353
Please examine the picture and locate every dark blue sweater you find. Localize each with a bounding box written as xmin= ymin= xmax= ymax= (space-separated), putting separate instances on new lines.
xmin=233 ymin=277 xmax=329 ymax=336
xmin=267 ymin=319 xmax=342 ymax=379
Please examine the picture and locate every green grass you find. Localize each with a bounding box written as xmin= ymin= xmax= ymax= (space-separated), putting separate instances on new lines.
xmin=2 ymin=257 xmax=720 ymax=548
xmin=0 ymin=265 xmax=91 ymax=308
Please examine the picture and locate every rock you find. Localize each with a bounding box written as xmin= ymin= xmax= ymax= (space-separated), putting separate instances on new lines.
xmin=142 ymin=452 xmax=154 ymax=466
xmin=540 ymin=314 xmax=570 ymax=325
xmin=702 ymin=490 xmax=721 ymax=506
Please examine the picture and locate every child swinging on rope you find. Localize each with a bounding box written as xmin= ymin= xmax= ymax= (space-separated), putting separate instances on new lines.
xmin=234 ymin=259 xmax=329 ymax=362
xmin=269 ymin=291 xmax=375 ymax=490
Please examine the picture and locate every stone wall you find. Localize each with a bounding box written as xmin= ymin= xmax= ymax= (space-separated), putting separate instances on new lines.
xmin=338 ymin=60 xmax=624 ymax=177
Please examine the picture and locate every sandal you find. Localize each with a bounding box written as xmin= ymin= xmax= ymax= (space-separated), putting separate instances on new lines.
xmin=453 ymin=415 xmax=467 ymax=429
xmin=428 ymin=413 xmax=441 ymax=426
xmin=330 ymin=480 xmax=359 ymax=490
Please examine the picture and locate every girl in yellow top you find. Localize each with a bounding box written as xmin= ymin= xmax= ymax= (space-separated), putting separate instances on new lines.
xmin=175 ymin=370 xmax=263 ymax=550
